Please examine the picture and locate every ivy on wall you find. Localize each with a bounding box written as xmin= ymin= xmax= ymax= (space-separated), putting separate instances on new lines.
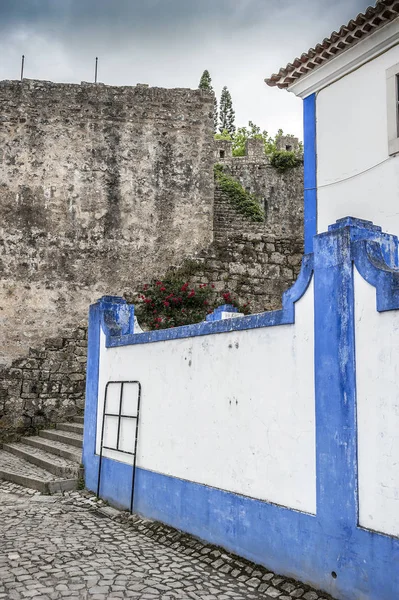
xmin=214 ymin=164 xmax=264 ymax=222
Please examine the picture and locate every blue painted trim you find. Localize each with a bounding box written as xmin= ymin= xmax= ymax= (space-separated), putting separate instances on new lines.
xmin=205 ymin=304 xmax=238 ymax=321
xmin=100 ymin=295 xmax=135 ymax=337
xmin=327 ymin=217 xmax=399 ymax=312
xmin=82 ymin=301 xmax=101 ymax=492
xmin=353 ymin=240 xmax=399 ymax=312
xmin=303 ymin=93 xmax=317 ymax=254
xmin=313 ymin=225 xmax=359 ymax=533
xmin=101 ymin=254 xmax=314 ymax=348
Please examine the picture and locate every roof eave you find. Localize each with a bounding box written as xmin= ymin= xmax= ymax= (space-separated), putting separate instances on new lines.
xmin=265 ymin=0 xmax=399 ymax=94
xmin=268 ymin=16 xmax=399 ymax=98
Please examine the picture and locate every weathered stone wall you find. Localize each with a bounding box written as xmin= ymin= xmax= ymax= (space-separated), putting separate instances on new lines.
xmin=205 ymin=139 xmax=304 ymax=311
xmin=0 ymin=79 xmax=214 ymax=365
xmin=0 ymin=81 xmax=304 ymax=439
xmin=191 ymin=188 xmax=303 ymax=313
xmin=0 ymin=328 xmax=87 ymax=442
xmin=214 ymin=137 xmax=303 ymax=237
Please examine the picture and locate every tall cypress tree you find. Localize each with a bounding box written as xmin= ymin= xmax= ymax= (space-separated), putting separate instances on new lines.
xmin=219 ymin=86 xmax=235 ymax=136
xmin=199 ymin=70 xmax=218 ymax=133
xmin=199 ymin=70 xmax=212 ymax=90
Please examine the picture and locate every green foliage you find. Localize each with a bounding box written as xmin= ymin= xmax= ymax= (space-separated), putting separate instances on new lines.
xmin=269 ymin=150 xmax=302 ymax=173
xmin=214 ymin=121 xmax=303 ymax=171
xmin=199 ymin=70 xmax=212 ymax=90
xmin=135 ymin=275 xmax=250 ymax=330
xmin=232 ymin=121 xmax=270 ymax=157
xmin=219 ymin=86 xmax=235 ymax=136
xmin=214 ymin=164 xmax=264 ymax=222
xmin=214 ymin=129 xmax=232 ymax=142
xmin=199 ymin=69 xmax=218 ymax=133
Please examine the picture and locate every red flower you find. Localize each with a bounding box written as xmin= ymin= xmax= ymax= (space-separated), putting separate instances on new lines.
xmin=163 ymin=301 xmax=170 ymax=307
xmin=204 ymin=300 xmax=209 ymax=306
xmin=188 ymin=290 xmax=195 ymax=298
xmin=211 ymin=284 xmax=215 ymax=289
xmin=144 ymin=298 xmax=152 ymax=304
xmin=156 ymin=281 xmax=162 ymax=286
xmin=181 ymin=283 xmax=189 ymax=292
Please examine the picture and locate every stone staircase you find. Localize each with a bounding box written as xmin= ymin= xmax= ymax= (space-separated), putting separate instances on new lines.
xmin=0 ymin=416 xmax=84 ymax=493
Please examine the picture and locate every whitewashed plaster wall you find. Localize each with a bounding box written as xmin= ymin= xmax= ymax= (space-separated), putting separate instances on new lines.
xmin=355 ymin=269 xmax=399 ymax=537
xmin=96 ymin=280 xmax=316 ymax=515
xmin=316 ymin=43 xmax=399 ymax=236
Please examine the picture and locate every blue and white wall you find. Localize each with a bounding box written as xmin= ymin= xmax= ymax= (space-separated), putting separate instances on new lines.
xmin=289 ymin=18 xmax=399 ymax=254
xmin=83 ymin=217 xmax=399 ymax=600
xmin=316 ymin=40 xmax=399 ymax=236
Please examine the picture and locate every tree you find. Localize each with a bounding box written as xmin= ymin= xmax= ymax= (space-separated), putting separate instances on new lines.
xmin=219 ymin=86 xmax=235 ymax=136
xmin=199 ymin=70 xmax=212 ymax=90
xmin=198 ymin=70 xmax=218 ymax=133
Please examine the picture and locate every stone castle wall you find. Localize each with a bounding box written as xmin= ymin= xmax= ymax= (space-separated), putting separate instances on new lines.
xmin=0 ymin=80 xmax=303 ymax=440
xmin=202 ymin=138 xmax=303 ymax=312
xmin=0 ymin=79 xmax=214 ymax=365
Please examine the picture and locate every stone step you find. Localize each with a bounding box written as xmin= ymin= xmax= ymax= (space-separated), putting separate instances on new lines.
xmin=73 ymin=415 xmax=84 ymax=425
xmin=2 ymin=442 xmax=82 ymax=479
xmin=56 ymin=422 xmax=84 ymax=435
xmin=23 ymin=435 xmax=82 ymax=463
xmin=39 ymin=429 xmax=83 ymax=449
xmin=0 ymin=449 xmax=79 ymax=494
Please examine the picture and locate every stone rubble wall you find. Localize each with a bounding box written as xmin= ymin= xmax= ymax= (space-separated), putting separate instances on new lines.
xmin=190 ymin=153 xmax=304 ymax=312
xmin=0 ymin=328 xmax=87 ymax=442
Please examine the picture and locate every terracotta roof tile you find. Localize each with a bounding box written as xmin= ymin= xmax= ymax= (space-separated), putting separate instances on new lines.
xmin=265 ymin=0 xmax=399 ymax=89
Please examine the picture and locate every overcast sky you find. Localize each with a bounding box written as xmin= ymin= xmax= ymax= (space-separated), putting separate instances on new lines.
xmin=0 ymin=0 xmax=371 ymax=139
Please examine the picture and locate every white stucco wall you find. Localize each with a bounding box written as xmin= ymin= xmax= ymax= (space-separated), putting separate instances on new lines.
xmin=355 ymin=269 xmax=399 ymax=537
xmin=96 ymin=281 xmax=316 ymax=514
xmin=316 ymin=43 xmax=399 ymax=236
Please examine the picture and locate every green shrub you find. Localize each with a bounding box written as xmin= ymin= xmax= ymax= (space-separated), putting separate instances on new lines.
xmin=269 ymin=150 xmax=302 ymax=173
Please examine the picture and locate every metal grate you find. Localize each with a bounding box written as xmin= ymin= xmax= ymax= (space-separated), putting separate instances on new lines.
xmin=97 ymin=381 xmax=142 ymax=513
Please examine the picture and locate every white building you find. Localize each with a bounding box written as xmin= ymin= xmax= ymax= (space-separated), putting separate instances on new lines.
xmin=266 ymin=0 xmax=399 ymax=252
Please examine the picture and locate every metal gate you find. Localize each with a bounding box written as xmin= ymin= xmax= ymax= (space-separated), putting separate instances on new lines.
xmin=97 ymin=380 xmax=142 ymax=513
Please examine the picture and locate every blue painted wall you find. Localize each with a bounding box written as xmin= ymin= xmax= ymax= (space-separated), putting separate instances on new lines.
xmin=304 ymin=93 xmax=317 ymax=254
xmin=83 ymin=217 xmax=399 ymax=600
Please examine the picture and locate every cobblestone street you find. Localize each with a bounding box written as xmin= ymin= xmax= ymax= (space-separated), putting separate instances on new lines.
xmin=0 ymin=481 xmax=333 ymax=600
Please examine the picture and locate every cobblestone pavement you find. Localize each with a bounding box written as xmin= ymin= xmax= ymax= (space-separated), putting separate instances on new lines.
xmin=0 ymin=481 xmax=335 ymax=600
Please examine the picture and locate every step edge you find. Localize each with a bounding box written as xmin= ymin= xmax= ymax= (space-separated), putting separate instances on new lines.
xmin=22 ymin=437 xmax=82 ymax=462
xmin=3 ymin=444 xmax=81 ymax=476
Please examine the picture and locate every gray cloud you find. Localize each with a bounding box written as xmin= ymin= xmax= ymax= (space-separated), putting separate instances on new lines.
xmin=0 ymin=0 xmax=372 ymax=138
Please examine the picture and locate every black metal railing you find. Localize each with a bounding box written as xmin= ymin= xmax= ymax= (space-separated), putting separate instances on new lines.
xmin=97 ymin=380 xmax=142 ymax=513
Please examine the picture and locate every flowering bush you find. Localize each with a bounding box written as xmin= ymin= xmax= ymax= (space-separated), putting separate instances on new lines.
xmin=134 ymin=277 xmax=250 ymax=330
